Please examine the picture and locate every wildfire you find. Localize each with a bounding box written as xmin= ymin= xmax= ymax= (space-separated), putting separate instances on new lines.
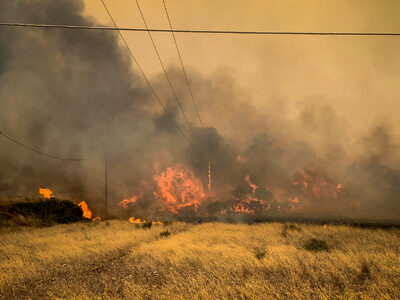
xmin=78 ymin=201 xmax=93 ymax=219
xmin=39 ymin=188 xmax=54 ymax=199
xmin=129 ymin=217 xmax=142 ymax=223
xmin=323 ymin=224 xmax=327 ymax=229
xmin=128 ymin=217 xmax=162 ymax=225
xmin=286 ymin=169 xmax=344 ymax=211
xmin=118 ymin=195 xmax=140 ymax=209
xmin=244 ymin=174 xmax=258 ymax=193
xmin=153 ymin=164 xmax=206 ymax=214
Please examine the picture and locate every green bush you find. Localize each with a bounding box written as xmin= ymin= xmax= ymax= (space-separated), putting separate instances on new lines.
xmin=304 ymin=238 xmax=330 ymax=252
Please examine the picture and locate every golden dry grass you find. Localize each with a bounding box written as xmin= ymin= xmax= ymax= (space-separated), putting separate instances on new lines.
xmin=1 ymin=221 xmax=399 ymax=299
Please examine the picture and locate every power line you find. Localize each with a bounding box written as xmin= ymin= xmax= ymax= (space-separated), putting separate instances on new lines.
xmin=162 ymin=0 xmax=212 ymax=189
xmin=99 ymin=0 xmax=192 ymax=144
xmin=162 ymin=0 xmax=205 ymax=129
xmin=0 ymin=130 xmax=86 ymax=161
xmin=1 ymin=22 xmax=400 ymax=36
xmin=135 ymin=0 xmax=197 ymax=137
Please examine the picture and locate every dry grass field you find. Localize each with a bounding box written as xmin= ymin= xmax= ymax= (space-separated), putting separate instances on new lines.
xmin=1 ymin=221 xmax=400 ymax=299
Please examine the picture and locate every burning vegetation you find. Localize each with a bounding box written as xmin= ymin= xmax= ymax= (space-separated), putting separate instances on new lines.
xmin=39 ymin=188 xmax=54 ymax=199
xmin=117 ymin=161 xmax=348 ymax=221
xmin=1 ymin=0 xmax=399 ymax=225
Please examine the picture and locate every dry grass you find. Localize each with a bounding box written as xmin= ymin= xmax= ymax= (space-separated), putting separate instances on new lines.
xmin=1 ymin=221 xmax=399 ymax=299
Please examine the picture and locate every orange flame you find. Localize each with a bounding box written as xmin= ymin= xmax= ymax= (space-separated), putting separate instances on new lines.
xmin=128 ymin=217 xmax=162 ymax=225
xmin=153 ymin=164 xmax=206 ymax=214
xmin=129 ymin=217 xmax=142 ymax=223
xmin=285 ymin=169 xmax=344 ymax=211
xmin=92 ymin=216 xmax=102 ymax=222
xmin=39 ymin=188 xmax=54 ymax=199
xmin=244 ymin=174 xmax=258 ymax=193
xmin=236 ymin=155 xmax=245 ymax=163
xmin=78 ymin=201 xmax=93 ymax=219
xmin=118 ymin=195 xmax=140 ymax=209
xmin=323 ymin=224 xmax=327 ymax=229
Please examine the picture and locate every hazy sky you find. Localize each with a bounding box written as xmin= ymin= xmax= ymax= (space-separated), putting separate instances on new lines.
xmin=83 ymin=0 xmax=400 ymax=137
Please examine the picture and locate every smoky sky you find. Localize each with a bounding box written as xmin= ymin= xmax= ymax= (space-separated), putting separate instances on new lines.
xmin=0 ymin=0 xmax=399 ymax=222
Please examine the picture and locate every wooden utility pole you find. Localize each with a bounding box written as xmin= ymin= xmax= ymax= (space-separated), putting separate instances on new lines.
xmin=105 ymin=153 xmax=108 ymax=211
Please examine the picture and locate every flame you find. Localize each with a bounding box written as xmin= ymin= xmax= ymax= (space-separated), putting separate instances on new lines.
xmin=129 ymin=217 xmax=142 ymax=223
xmin=118 ymin=195 xmax=140 ymax=209
xmin=233 ymin=202 xmax=254 ymax=214
xmin=153 ymin=164 xmax=206 ymax=214
xmin=92 ymin=216 xmax=102 ymax=222
xmin=78 ymin=201 xmax=93 ymax=219
xmin=244 ymin=174 xmax=258 ymax=193
xmin=236 ymin=155 xmax=245 ymax=163
xmin=128 ymin=217 xmax=162 ymax=225
xmin=323 ymin=224 xmax=327 ymax=229
xmin=39 ymin=188 xmax=54 ymax=199
xmin=285 ymin=169 xmax=344 ymax=211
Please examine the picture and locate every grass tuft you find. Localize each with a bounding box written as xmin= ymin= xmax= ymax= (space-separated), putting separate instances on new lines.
xmin=252 ymin=246 xmax=267 ymax=260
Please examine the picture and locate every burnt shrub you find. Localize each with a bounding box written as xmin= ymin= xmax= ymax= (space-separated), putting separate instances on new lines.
xmin=7 ymin=199 xmax=83 ymax=226
xmin=304 ymin=238 xmax=330 ymax=252
xmin=160 ymin=230 xmax=171 ymax=237
xmin=141 ymin=222 xmax=152 ymax=229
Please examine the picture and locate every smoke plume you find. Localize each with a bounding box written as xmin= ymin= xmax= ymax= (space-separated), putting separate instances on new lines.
xmin=0 ymin=0 xmax=399 ymax=222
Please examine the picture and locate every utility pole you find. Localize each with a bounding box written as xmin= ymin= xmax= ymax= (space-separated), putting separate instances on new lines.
xmin=208 ymin=161 xmax=211 ymax=190
xmin=105 ymin=153 xmax=108 ymax=211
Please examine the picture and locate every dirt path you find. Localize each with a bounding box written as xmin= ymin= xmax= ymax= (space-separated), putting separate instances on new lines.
xmin=2 ymin=228 xmax=187 ymax=299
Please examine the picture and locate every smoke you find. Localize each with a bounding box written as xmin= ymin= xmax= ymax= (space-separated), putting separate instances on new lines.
xmin=0 ymin=0 xmax=399 ymax=222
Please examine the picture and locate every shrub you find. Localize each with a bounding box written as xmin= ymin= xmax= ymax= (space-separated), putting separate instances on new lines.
xmin=160 ymin=230 xmax=171 ymax=237
xmin=252 ymin=246 xmax=267 ymax=260
xmin=304 ymin=238 xmax=330 ymax=252
xmin=358 ymin=260 xmax=371 ymax=281
xmin=1 ymin=199 xmax=83 ymax=226
xmin=141 ymin=222 xmax=152 ymax=229
xmin=282 ymin=223 xmax=301 ymax=237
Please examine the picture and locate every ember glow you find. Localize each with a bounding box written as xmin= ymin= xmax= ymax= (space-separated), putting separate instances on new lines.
xmin=39 ymin=188 xmax=54 ymax=199
xmin=153 ymin=165 xmax=206 ymax=214
xmin=78 ymin=201 xmax=93 ymax=219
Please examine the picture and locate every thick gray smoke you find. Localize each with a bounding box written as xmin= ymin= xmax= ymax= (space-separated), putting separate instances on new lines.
xmin=0 ymin=0 xmax=399 ymax=222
